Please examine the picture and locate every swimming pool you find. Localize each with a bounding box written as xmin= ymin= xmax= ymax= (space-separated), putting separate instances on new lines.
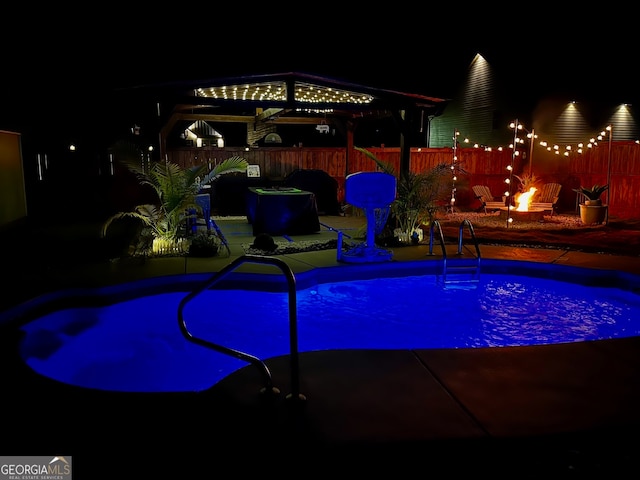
xmin=14 ymin=259 xmax=640 ymax=393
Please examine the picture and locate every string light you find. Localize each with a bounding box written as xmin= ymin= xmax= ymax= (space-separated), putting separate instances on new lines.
xmin=448 ymin=129 xmax=460 ymax=213
xmin=195 ymin=81 xmax=374 ymax=106
xmin=452 ymin=121 xmax=619 ymax=227
xmin=455 ymin=122 xmax=622 ymax=159
xmin=503 ymin=120 xmax=522 ymax=227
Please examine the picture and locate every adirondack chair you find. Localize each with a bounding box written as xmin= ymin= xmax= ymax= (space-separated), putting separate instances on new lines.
xmin=530 ymin=183 xmax=562 ymax=216
xmin=472 ymin=185 xmax=505 ymax=214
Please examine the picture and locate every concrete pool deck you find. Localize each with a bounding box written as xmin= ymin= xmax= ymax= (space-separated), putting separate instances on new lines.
xmin=2 ymin=214 xmax=640 ymax=475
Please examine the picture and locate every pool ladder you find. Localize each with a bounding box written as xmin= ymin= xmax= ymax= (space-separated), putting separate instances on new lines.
xmin=177 ymin=255 xmax=305 ymax=403
xmin=428 ymin=219 xmax=481 ymax=287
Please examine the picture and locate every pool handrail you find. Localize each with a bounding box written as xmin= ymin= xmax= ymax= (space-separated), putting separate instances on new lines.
xmin=177 ymin=254 xmax=304 ymax=402
xmin=458 ymin=219 xmax=481 ymax=259
xmin=428 ymin=219 xmax=447 ymax=257
xmin=429 ymin=219 xmax=481 ymax=284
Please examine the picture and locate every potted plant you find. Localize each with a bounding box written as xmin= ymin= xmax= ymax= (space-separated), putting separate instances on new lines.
xmin=573 ymin=184 xmax=608 ymax=206
xmin=573 ymin=184 xmax=608 ymax=225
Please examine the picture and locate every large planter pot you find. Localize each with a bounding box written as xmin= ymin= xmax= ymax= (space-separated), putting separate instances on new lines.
xmin=579 ymin=204 xmax=608 ymax=225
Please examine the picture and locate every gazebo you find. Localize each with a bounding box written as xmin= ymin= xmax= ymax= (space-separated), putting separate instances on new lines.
xmin=143 ymin=72 xmax=449 ymax=179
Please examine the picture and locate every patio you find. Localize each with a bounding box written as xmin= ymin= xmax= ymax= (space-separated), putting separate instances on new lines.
xmin=2 ymin=213 xmax=640 ymax=475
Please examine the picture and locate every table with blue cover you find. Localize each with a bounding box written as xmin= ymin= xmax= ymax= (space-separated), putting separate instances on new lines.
xmin=246 ymin=187 xmax=320 ymax=236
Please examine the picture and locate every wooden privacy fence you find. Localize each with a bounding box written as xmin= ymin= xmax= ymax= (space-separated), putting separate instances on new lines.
xmin=166 ymin=141 xmax=640 ymax=219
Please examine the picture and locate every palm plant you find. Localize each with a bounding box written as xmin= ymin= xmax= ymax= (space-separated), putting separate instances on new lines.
xmin=393 ymin=166 xmax=452 ymax=234
xmin=354 ymin=146 xmax=454 ymax=240
xmin=102 ymin=156 xmax=248 ymax=253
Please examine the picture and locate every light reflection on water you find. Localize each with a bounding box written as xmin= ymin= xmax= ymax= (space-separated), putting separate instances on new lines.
xmin=19 ymin=274 xmax=640 ymax=392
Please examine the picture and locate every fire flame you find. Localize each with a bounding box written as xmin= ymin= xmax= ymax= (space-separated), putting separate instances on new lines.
xmin=516 ymin=187 xmax=537 ymax=211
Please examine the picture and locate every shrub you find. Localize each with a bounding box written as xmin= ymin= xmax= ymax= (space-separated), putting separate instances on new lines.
xmin=188 ymin=232 xmax=220 ymax=257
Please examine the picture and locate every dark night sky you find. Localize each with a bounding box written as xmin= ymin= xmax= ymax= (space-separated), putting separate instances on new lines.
xmin=1 ymin=13 xmax=636 ymax=148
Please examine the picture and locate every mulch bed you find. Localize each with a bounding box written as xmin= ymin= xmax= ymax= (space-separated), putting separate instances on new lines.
xmin=243 ymin=239 xmax=339 ymax=255
xmin=434 ymin=212 xmax=640 ymax=256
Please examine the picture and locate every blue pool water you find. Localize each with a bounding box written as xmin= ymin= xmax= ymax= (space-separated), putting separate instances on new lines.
xmin=19 ymin=270 xmax=640 ymax=393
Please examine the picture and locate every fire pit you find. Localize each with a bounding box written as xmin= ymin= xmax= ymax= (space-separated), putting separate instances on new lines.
xmin=497 ymin=187 xmax=547 ymax=222
xmin=499 ymin=207 xmax=546 ymax=222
